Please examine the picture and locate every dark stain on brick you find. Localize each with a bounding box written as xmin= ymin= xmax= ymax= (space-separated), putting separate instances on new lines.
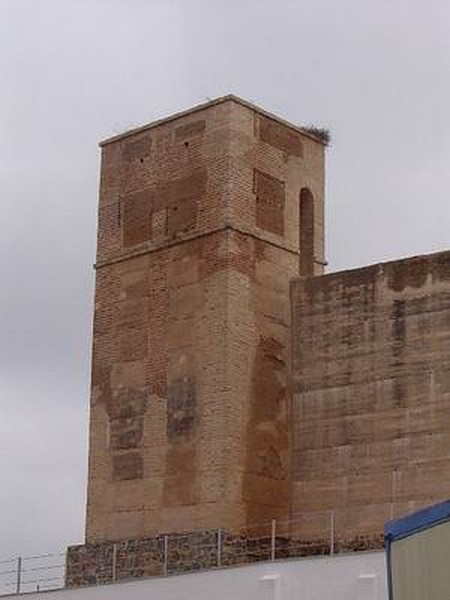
xmin=300 ymin=265 xmax=378 ymax=306
xmin=392 ymin=300 xmax=406 ymax=344
xmin=120 ymin=170 xmax=207 ymax=247
xmin=155 ymin=170 xmax=207 ymax=210
xmin=107 ymin=386 xmax=147 ymax=419
xmin=252 ymin=337 xmax=286 ymax=422
xmin=243 ymin=335 xmax=289 ymax=524
xmin=167 ymin=378 xmax=197 ymax=441
xmin=160 ymin=170 xmax=207 ymax=238
xmin=166 ymin=442 xmax=196 ymax=474
xmin=110 ymin=416 xmax=144 ymax=450
xmin=385 ymin=257 xmax=429 ymax=292
xmin=253 ymin=169 xmax=285 ymax=236
xmin=391 ymin=299 xmax=406 ymax=372
xmin=122 ymin=188 xmax=153 ymax=247
xmin=91 ymin=363 xmax=111 ymax=390
xmin=258 ymin=446 xmax=285 ymax=480
xmin=258 ymin=115 xmax=304 ymax=157
xmin=122 ymin=135 xmax=152 ymax=162
xmin=433 ymin=252 xmax=450 ymax=281
xmin=340 ymin=266 xmax=378 ymax=290
xmin=112 ymin=451 xmax=144 ymax=480
xmin=393 ymin=379 xmax=407 ymax=409
xmin=91 ymin=364 xmax=111 ymax=405
xmin=175 ymin=120 xmax=206 ymax=141
xmin=167 ymin=198 xmax=198 ymax=237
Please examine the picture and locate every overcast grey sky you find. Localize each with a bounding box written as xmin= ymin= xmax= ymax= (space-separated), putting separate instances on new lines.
xmin=0 ymin=0 xmax=449 ymax=560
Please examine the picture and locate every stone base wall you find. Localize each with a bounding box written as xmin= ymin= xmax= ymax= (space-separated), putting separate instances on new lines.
xmin=66 ymin=529 xmax=384 ymax=588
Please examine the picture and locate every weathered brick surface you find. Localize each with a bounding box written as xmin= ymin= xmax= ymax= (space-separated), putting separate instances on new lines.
xmin=227 ymin=101 xmax=325 ymax=267
xmin=258 ymin=114 xmax=304 ymax=157
xmin=254 ymin=169 xmax=285 ymax=236
xmin=174 ymin=119 xmax=206 ymax=141
xmin=86 ymin=96 xmax=326 ymax=546
xmin=112 ymin=452 xmax=143 ymax=481
xmin=69 ymin=96 xmax=450 ymax=585
xmin=291 ymin=251 xmax=450 ymax=540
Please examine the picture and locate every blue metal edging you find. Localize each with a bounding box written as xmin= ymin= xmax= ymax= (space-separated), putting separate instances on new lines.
xmin=384 ymin=499 xmax=450 ymax=543
xmin=384 ymin=499 xmax=450 ymax=600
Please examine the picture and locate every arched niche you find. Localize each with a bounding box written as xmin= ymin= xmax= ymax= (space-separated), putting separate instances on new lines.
xmin=299 ymin=188 xmax=315 ymax=277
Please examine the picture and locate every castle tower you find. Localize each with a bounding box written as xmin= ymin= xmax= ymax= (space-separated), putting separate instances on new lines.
xmin=86 ymin=96 xmax=326 ymax=543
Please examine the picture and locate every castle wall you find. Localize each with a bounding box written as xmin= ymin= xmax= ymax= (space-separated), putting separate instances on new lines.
xmin=291 ymin=251 xmax=450 ymax=544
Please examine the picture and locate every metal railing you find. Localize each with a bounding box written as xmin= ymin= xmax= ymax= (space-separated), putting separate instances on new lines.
xmin=0 ymin=509 xmax=391 ymax=595
xmin=0 ymin=552 xmax=65 ymax=596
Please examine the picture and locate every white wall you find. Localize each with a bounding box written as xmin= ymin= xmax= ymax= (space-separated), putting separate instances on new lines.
xmin=11 ymin=552 xmax=388 ymax=600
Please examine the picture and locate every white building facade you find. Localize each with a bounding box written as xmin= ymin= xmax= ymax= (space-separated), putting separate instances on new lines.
xmin=10 ymin=551 xmax=387 ymax=600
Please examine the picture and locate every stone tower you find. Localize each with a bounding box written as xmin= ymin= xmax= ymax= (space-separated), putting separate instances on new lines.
xmin=86 ymin=96 xmax=326 ymax=543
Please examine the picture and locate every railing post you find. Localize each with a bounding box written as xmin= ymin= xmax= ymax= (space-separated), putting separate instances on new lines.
xmin=112 ymin=543 xmax=118 ymax=582
xmin=217 ymin=529 xmax=222 ymax=568
xmin=330 ymin=512 xmax=335 ymax=555
xmin=16 ymin=556 xmax=22 ymax=594
xmin=163 ymin=535 xmax=168 ymax=576
xmin=271 ymin=519 xmax=276 ymax=561
xmin=62 ymin=550 xmax=67 ymax=589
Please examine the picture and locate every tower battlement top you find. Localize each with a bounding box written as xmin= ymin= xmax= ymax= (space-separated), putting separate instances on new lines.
xmin=99 ymin=94 xmax=327 ymax=147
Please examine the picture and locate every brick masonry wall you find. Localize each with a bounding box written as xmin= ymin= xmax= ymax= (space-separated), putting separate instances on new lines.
xmin=291 ymin=251 xmax=450 ymax=544
xmin=88 ymin=100 xmax=236 ymax=542
xmin=227 ymin=101 xmax=325 ymax=268
xmin=88 ymin=232 xmax=235 ymax=541
xmin=87 ymin=97 xmax=326 ymax=544
xmin=224 ymin=102 xmax=325 ymax=528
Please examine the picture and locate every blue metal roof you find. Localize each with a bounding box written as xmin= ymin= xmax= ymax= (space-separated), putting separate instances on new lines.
xmin=385 ymin=499 xmax=450 ymax=542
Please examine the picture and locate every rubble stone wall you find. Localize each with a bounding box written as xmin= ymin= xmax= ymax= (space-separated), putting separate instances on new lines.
xmin=66 ymin=528 xmax=384 ymax=588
